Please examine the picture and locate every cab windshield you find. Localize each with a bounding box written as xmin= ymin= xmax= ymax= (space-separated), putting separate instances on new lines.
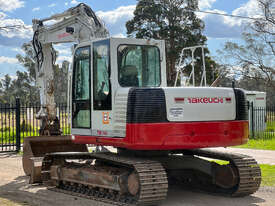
xmin=118 ymin=45 xmax=161 ymax=87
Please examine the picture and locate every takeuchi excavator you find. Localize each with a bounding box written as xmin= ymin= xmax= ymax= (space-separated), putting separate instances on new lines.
xmin=22 ymin=3 xmax=261 ymax=206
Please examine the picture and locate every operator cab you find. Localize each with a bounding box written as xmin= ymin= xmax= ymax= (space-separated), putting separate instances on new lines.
xmin=71 ymin=38 xmax=166 ymax=137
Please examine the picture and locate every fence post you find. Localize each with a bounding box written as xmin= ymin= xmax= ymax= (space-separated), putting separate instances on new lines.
xmin=15 ymin=98 xmax=21 ymax=152
xmin=251 ymin=102 xmax=255 ymax=139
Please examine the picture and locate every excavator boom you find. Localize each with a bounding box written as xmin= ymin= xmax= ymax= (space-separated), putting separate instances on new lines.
xmin=32 ymin=3 xmax=108 ymax=134
xmin=23 ymin=3 xmax=108 ymax=177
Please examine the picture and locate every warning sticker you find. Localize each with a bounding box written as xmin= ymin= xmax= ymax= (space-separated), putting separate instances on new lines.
xmin=169 ymin=108 xmax=184 ymax=118
xmin=102 ymin=112 xmax=110 ymax=124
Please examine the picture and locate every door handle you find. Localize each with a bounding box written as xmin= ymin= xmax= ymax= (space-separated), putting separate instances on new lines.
xmin=73 ymin=102 xmax=76 ymax=112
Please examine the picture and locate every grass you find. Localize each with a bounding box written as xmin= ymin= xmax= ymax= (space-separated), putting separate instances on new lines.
xmin=0 ymin=198 xmax=29 ymax=206
xmin=213 ymin=160 xmax=275 ymax=187
xmin=0 ymin=126 xmax=71 ymax=144
xmin=260 ymin=164 xmax=275 ymax=186
xmin=267 ymin=121 xmax=275 ymax=131
xmin=234 ymin=138 xmax=275 ymax=150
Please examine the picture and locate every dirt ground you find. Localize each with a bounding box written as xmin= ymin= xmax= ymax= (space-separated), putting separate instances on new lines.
xmin=0 ymin=151 xmax=274 ymax=206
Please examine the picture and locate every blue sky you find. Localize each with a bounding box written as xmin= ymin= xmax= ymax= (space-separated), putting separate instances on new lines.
xmin=0 ymin=0 xmax=262 ymax=78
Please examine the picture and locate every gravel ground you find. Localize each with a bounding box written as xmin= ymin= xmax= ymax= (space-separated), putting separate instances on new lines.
xmin=0 ymin=150 xmax=274 ymax=206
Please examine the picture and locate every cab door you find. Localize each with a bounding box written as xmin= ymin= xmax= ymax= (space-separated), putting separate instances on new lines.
xmin=92 ymin=39 xmax=112 ymax=136
xmin=71 ymin=46 xmax=92 ymax=135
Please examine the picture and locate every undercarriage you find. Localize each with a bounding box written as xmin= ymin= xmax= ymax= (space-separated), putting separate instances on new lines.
xmin=39 ymin=149 xmax=261 ymax=206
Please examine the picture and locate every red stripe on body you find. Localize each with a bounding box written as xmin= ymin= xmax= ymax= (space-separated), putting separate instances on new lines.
xmin=73 ymin=120 xmax=249 ymax=150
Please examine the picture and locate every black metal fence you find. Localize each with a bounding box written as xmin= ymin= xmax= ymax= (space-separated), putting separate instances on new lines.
xmin=0 ymin=98 xmax=70 ymax=152
xmin=249 ymin=103 xmax=275 ymax=139
xmin=0 ymin=99 xmax=274 ymax=152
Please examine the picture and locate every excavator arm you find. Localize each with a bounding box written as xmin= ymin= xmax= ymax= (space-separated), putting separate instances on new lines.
xmin=32 ymin=3 xmax=109 ymax=134
xmin=23 ymin=3 xmax=109 ymax=177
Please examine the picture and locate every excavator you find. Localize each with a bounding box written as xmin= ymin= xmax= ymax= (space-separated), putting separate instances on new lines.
xmin=22 ymin=3 xmax=261 ymax=206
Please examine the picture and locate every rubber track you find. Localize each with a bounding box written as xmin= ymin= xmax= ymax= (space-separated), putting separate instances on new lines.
xmin=41 ymin=152 xmax=168 ymax=206
xmin=185 ymin=149 xmax=261 ymax=196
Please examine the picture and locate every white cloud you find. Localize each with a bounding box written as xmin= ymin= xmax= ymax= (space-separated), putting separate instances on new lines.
xmin=0 ymin=75 xmax=17 ymax=80
xmin=56 ymin=56 xmax=72 ymax=67
xmin=198 ymin=0 xmax=264 ymax=39
xmin=0 ymin=56 xmax=18 ymax=64
xmin=58 ymin=49 xmax=72 ymax=56
xmin=32 ymin=7 xmax=40 ymax=12
xmin=11 ymin=47 xmax=24 ymax=53
xmin=0 ymin=16 xmax=32 ymax=39
xmin=199 ymin=0 xmax=216 ymax=10
xmin=71 ymin=0 xmax=80 ymax=5
xmin=113 ymin=33 xmax=126 ymax=38
xmin=0 ymin=12 xmax=6 ymax=19
xmin=0 ymin=11 xmax=32 ymax=47
xmin=48 ymin=3 xmax=57 ymax=8
xmin=233 ymin=0 xmax=261 ymax=18
xmin=0 ymin=0 xmax=24 ymax=12
xmin=200 ymin=9 xmax=244 ymax=38
xmin=65 ymin=2 xmax=69 ymax=6
xmin=97 ymin=5 xmax=135 ymax=24
xmin=97 ymin=5 xmax=135 ymax=37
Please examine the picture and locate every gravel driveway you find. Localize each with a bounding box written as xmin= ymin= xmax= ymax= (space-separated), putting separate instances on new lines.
xmin=0 ymin=150 xmax=274 ymax=206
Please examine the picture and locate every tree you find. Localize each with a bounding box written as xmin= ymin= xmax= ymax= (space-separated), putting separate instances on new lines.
xmin=252 ymin=0 xmax=275 ymax=57
xmin=219 ymin=0 xmax=275 ymax=105
xmin=53 ymin=61 xmax=70 ymax=103
xmin=15 ymin=43 xmax=40 ymax=104
xmin=16 ymin=43 xmax=36 ymax=80
xmin=126 ymin=0 xmax=215 ymax=85
xmin=11 ymin=71 xmax=40 ymax=105
xmin=0 ymin=74 xmax=12 ymax=104
xmin=16 ymin=43 xmax=69 ymax=104
xmin=221 ymin=33 xmax=274 ymax=82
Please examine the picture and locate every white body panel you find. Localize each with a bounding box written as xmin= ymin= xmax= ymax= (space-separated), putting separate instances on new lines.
xmin=113 ymin=88 xmax=129 ymax=137
xmin=164 ymin=87 xmax=236 ymax=121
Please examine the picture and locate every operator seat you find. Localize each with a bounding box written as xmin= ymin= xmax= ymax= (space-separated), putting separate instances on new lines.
xmin=120 ymin=65 xmax=139 ymax=87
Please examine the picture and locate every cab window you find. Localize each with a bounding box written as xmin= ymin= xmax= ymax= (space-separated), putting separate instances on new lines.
xmin=93 ymin=40 xmax=112 ymax=110
xmin=118 ymin=45 xmax=161 ymax=87
xmin=72 ymin=46 xmax=91 ymax=128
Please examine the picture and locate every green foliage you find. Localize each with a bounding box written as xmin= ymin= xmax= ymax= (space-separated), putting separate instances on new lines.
xmin=53 ymin=61 xmax=69 ymax=103
xmin=0 ymin=72 xmax=39 ymax=105
xmin=234 ymin=138 xmax=275 ymax=150
xmin=0 ymin=129 xmax=40 ymax=143
xmin=126 ymin=0 xmax=215 ymax=85
xmin=62 ymin=126 xmax=71 ymax=135
xmin=218 ymin=0 xmax=275 ymax=105
xmin=0 ymin=126 xmax=11 ymax=132
xmin=20 ymin=120 xmax=33 ymax=132
xmin=260 ymin=164 xmax=275 ymax=187
xmin=16 ymin=43 xmax=36 ymax=80
xmin=267 ymin=121 xmax=275 ymax=132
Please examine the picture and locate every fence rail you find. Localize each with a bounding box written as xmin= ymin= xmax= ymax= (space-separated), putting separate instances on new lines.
xmin=0 ymin=99 xmax=71 ymax=152
xmin=0 ymin=99 xmax=274 ymax=152
xmin=249 ymin=103 xmax=275 ymax=139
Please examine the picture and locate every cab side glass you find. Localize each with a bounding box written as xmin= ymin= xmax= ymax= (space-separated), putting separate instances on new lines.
xmin=93 ymin=40 xmax=112 ymax=110
xmin=72 ymin=46 xmax=91 ymax=128
xmin=118 ymin=45 xmax=161 ymax=87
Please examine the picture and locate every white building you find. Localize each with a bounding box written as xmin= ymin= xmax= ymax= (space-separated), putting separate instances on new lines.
xmin=245 ymin=91 xmax=266 ymax=133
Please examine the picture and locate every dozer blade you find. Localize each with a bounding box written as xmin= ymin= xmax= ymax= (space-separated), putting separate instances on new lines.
xmin=22 ymin=136 xmax=88 ymax=178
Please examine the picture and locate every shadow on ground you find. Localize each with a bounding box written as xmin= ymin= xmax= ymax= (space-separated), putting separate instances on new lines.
xmin=0 ymin=174 xmax=267 ymax=206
